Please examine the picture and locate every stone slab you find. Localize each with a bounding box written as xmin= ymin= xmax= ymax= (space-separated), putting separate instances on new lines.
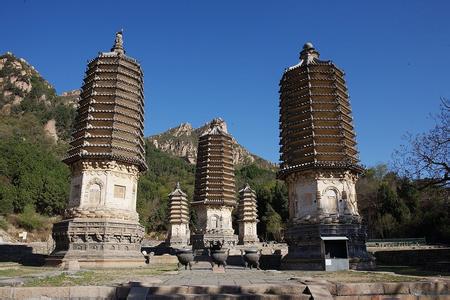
xmin=0 ymin=287 xmax=13 ymax=299
xmin=304 ymin=284 xmax=333 ymax=299
xmin=13 ymin=286 xmax=70 ymax=299
xmin=383 ymin=282 xmax=411 ymax=295
xmin=69 ymin=286 xmax=116 ymax=299
xmin=336 ymin=283 xmax=384 ymax=296
xmin=212 ymin=265 xmax=226 ymax=273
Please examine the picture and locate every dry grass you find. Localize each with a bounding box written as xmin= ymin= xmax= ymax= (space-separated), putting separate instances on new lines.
xmin=24 ymin=264 xmax=178 ymax=287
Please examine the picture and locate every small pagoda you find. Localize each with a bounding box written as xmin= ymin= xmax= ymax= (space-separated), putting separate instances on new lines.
xmin=191 ymin=118 xmax=238 ymax=249
xmin=166 ymin=183 xmax=190 ymax=248
xmin=278 ymin=42 xmax=372 ymax=270
xmin=48 ymin=31 xmax=147 ymax=268
xmin=237 ymin=184 xmax=259 ymax=245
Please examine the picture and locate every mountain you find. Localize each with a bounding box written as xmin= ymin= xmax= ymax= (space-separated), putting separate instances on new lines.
xmin=0 ymin=52 xmax=77 ymax=142
xmin=148 ymin=118 xmax=277 ymax=170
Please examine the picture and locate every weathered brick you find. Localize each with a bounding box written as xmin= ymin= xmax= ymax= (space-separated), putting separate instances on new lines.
xmin=240 ymin=284 xmax=266 ymax=294
xmin=337 ymin=283 xmax=384 ymax=296
xmin=13 ymin=287 xmax=70 ymax=299
xmin=149 ymin=285 xmax=189 ymax=294
xmin=410 ymin=282 xmax=440 ymax=295
xmin=0 ymin=287 xmax=13 ymax=300
xmin=69 ymin=286 xmax=116 ymax=299
xmin=383 ymin=282 xmax=411 ymax=295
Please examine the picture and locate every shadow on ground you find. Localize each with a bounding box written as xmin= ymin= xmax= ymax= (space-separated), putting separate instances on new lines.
xmin=375 ymin=265 xmax=450 ymax=277
xmin=0 ymin=244 xmax=47 ymax=266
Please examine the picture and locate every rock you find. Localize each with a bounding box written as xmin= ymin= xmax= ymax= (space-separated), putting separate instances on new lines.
xmin=12 ymin=95 xmax=22 ymax=106
xmin=44 ymin=119 xmax=58 ymax=142
xmin=11 ymin=61 xmax=22 ymax=69
xmin=59 ymin=89 xmax=81 ymax=108
xmin=63 ymin=260 xmax=80 ymax=271
xmin=14 ymin=80 xmax=31 ymax=93
xmin=0 ymin=278 xmax=24 ymax=287
xmin=173 ymin=122 xmax=193 ymax=137
xmin=1 ymin=104 xmax=11 ymax=115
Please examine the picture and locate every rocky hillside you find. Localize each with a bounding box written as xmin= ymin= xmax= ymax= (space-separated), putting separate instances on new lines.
xmin=148 ymin=118 xmax=277 ymax=170
xmin=0 ymin=52 xmax=77 ymax=142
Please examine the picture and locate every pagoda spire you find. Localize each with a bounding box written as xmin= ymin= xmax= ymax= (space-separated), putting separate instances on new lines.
xmin=299 ymin=42 xmax=319 ymax=64
xmin=111 ymin=30 xmax=124 ymax=54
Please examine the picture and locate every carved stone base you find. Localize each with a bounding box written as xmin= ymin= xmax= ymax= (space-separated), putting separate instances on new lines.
xmin=281 ymin=222 xmax=375 ymax=270
xmin=238 ymin=235 xmax=260 ymax=245
xmin=167 ymin=236 xmax=190 ymax=249
xmin=47 ymin=218 xmax=145 ymax=268
xmin=191 ymin=233 xmax=238 ymax=250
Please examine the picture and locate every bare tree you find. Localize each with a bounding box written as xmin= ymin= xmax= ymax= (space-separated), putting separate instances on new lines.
xmin=392 ymin=98 xmax=449 ymax=189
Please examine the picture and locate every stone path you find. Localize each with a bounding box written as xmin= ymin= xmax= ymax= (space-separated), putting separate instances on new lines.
xmin=155 ymin=262 xmax=293 ymax=286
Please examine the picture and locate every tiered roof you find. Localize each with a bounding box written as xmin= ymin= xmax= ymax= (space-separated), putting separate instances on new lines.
xmin=237 ymin=184 xmax=258 ymax=223
xmin=278 ymin=43 xmax=363 ymax=179
xmin=168 ymin=183 xmax=190 ymax=225
xmin=192 ymin=118 xmax=236 ymax=207
xmin=64 ymin=31 xmax=147 ymax=171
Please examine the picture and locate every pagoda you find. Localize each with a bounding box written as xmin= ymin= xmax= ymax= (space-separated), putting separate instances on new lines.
xmin=48 ymin=31 xmax=147 ymax=268
xmin=191 ymin=118 xmax=238 ymax=249
xmin=237 ymin=184 xmax=259 ymax=245
xmin=278 ymin=42 xmax=372 ymax=270
xmin=166 ymin=183 xmax=190 ymax=248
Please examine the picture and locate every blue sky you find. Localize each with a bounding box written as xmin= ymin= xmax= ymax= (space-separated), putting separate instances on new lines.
xmin=2 ymin=1 xmax=449 ymax=166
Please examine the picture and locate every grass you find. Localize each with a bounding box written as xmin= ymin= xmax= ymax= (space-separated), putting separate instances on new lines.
xmin=24 ymin=264 xmax=178 ymax=287
xmin=0 ymin=266 xmax=55 ymax=278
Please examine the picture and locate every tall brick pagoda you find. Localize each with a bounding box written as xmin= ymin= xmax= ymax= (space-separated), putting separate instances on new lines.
xmin=191 ymin=118 xmax=238 ymax=249
xmin=48 ymin=31 xmax=147 ymax=268
xmin=278 ymin=42 xmax=372 ymax=270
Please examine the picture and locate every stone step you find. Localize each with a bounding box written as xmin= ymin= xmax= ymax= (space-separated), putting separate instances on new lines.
xmin=303 ymin=285 xmax=333 ymax=300
xmin=145 ymin=284 xmax=308 ymax=296
xmin=147 ymin=293 xmax=310 ymax=300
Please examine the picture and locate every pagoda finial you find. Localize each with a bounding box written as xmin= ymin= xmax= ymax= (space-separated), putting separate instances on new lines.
xmin=112 ymin=30 xmax=124 ymax=54
xmin=175 ymin=182 xmax=181 ymax=190
xmin=299 ymin=41 xmax=319 ymax=63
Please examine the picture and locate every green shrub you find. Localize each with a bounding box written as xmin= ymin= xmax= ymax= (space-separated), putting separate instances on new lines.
xmin=16 ymin=205 xmax=44 ymax=231
xmin=0 ymin=216 xmax=8 ymax=230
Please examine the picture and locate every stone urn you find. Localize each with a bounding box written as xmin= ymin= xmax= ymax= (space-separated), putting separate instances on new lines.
xmin=209 ymin=248 xmax=230 ymax=269
xmin=241 ymin=248 xmax=261 ymax=270
xmin=175 ymin=248 xmax=194 ymax=270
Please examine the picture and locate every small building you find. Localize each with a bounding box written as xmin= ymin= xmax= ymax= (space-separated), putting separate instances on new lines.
xmin=237 ymin=184 xmax=259 ymax=245
xmin=166 ymin=183 xmax=190 ymax=248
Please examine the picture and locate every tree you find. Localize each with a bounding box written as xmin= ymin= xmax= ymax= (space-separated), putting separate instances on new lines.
xmin=262 ymin=204 xmax=283 ymax=241
xmin=393 ymin=98 xmax=449 ymax=188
